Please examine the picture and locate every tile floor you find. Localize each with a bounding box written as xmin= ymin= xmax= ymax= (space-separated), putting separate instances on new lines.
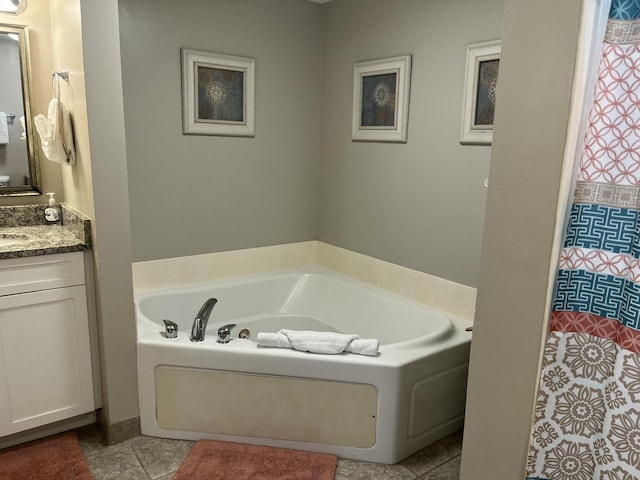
xmin=77 ymin=426 xmax=463 ymax=480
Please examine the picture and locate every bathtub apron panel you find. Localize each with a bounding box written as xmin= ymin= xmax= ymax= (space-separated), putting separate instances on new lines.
xmin=155 ymin=367 xmax=377 ymax=448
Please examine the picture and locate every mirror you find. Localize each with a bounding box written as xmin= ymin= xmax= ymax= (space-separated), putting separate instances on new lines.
xmin=0 ymin=23 xmax=40 ymax=196
xmin=0 ymin=0 xmax=26 ymax=14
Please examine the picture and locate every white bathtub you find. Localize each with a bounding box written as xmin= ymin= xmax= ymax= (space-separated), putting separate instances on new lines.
xmin=135 ymin=267 xmax=471 ymax=463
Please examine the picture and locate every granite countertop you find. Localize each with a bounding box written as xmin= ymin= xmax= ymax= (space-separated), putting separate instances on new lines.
xmin=0 ymin=204 xmax=91 ymax=260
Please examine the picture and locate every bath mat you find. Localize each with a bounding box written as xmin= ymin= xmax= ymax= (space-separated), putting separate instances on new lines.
xmin=173 ymin=439 xmax=337 ymax=480
xmin=0 ymin=431 xmax=93 ymax=480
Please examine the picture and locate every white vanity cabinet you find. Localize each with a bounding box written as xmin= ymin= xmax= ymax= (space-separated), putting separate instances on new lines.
xmin=0 ymin=252 xmax=95 ymax=436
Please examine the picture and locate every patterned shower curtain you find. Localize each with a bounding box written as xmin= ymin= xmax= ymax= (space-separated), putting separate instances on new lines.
xmin=526 ymin=1 xmax=640 ymax=479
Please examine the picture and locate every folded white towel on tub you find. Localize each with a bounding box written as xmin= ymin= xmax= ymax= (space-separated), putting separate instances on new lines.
xmin=256 ymin=330 xmax=379 ymax=356
xmin=347 ymin=338 xmax=380 ymax=356
xmin=281 ymin=329 xmax=359 ymax=355
xmin=256 ymin=332 xmax=292 ymax=349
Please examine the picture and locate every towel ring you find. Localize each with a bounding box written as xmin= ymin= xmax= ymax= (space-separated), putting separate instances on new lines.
xmin=52 ymin=70 xmax=69 ymax=82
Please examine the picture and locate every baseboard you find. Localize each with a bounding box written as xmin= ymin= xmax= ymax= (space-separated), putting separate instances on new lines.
xmin=97 ymin=411 xmax=140 ymax=445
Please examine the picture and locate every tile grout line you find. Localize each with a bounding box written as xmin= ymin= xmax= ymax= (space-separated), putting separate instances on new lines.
xmin=130 ymin=442 xmax=155 ymax=480
xmin=417 ymin=453 xmax=462 ymax=480
xmin=422 ymin=453 xmax=461 ymax=476
xmin=403 ymin=440 xmax=462 ymax=478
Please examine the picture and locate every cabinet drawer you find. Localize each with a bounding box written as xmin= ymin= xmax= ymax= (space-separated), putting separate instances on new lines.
xmin=0 ymin=252 xmax=85 ymax=296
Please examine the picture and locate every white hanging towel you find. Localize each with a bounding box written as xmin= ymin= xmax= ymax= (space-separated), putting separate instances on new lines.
xmin=33 ymin=99 xmax=76 ymax=165
xmin=0 ymin=112 xmax=8 ymax=145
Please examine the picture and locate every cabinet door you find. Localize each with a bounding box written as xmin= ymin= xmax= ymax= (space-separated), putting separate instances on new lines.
xmin=0 ymin=286 xmax=94 ymax=436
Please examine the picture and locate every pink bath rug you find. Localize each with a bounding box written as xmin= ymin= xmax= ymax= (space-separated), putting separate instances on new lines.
xmin=173 ymin=439 xmax=337 ymax=480
xmin=0 ymin=431 xmax=93 ymax=480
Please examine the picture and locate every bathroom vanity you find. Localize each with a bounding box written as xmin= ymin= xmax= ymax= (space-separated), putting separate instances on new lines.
xmin=0 ymin=204 xmax=96 ymax=438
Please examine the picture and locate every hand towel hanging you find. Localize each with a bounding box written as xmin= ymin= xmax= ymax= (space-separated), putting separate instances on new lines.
xmin=33 ymin=71 xmax=76 ymax=165
xmin=19 ymin=116 xmax=26 ymax=140
xmin=34 ymin=98 xmax=75 ymax=165
xmin=0 ymin=112 xmax=8 ymax=145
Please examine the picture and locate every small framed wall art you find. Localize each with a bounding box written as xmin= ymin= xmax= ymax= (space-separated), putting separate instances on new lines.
xmin=352 ymin=55 xmax=412 ymax=143
xmin=460 ymin=40 xmax=500 ymax=145
xmin=181 ymin=49 xmax=255 ymax=137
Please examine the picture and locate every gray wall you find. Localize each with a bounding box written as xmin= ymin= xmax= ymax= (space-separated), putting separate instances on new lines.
xmin=318 ymin=0 xmax=504 ymax=287
xmin=121 ymin=0 xmax=504 ymax=287
xmin=119 ymin=0 xmax=323 ymax=262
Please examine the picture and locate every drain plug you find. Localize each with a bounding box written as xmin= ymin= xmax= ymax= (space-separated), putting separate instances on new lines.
xmin=238 ymin=328 xmax=250 ymax=339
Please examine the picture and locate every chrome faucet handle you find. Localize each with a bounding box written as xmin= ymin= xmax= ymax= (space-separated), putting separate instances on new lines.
xmin=163 ymin=319 xmax=178 ymax=339
xmin=217 ymin=324 xmax=236 ymax=343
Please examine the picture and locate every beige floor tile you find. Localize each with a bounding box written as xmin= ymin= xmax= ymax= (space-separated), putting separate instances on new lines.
xmin=85 ymin=441 xmax=149 ymax=480
xmin=400 ymin=435 xmax=462 ymax=477
xmin=154 ymin=475 xmax=174 ymax=480
xmin=449 ymin=430 xmax=464 ymax=449
xmin=418 ymin=455 xmax=461 ymax=480
xmin=335 ymin=458 xmax=417 ymax=480
xmin=131 ymin=435 xmax=195 ymax=479
xmin=77 ymin=424 xmax=109 ymax=459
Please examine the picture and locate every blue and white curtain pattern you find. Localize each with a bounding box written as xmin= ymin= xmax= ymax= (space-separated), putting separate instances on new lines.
xmin=526 ymin=1 xmax=640 ymax=479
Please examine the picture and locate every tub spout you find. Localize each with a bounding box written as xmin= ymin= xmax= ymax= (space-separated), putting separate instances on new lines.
xmin=190 ymin=297 xmax=218 ymax=342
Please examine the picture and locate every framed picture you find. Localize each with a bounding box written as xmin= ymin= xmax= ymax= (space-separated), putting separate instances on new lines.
xmin=181 ymin=49 xmax=255 ymax=137
xmin=460 ymin=40 xmax=500 ymax=145
xmin=352 ymin=55 xmax=412 ymax=143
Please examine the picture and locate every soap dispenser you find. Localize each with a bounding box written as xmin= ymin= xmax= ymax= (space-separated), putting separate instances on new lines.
xmin=44 ymin=192 xmax=61 ymax=224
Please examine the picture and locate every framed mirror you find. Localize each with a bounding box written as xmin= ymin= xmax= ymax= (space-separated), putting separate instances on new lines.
xmin=0 ymin=23 xmax=41 ymax=196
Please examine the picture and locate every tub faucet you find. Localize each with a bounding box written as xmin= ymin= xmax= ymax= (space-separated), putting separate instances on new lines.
xmin=190 ymin=297 xmax=218 ymax=342
xmin=217 ymin=324 xmax=237 ymax=343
